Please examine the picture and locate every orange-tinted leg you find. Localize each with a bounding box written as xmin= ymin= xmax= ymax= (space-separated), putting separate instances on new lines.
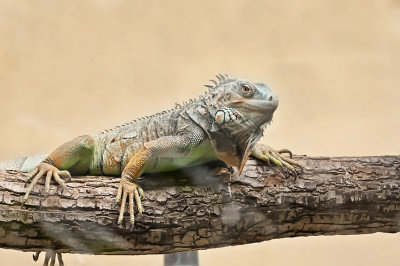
xmin=24 ymin=135 xmax=94 ymax=203
xmin=116 ymin=135 xmax=190 ymax=225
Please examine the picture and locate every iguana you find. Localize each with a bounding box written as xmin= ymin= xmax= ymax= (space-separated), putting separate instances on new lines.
xmin=0 ymin=74 xmax=301 ymax=264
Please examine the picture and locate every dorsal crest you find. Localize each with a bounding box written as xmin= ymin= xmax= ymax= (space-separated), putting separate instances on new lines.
xmin=100 ymin=73 xmax=235 ymax=135
xmin=204 ymin=74 xmax=236 ymax=92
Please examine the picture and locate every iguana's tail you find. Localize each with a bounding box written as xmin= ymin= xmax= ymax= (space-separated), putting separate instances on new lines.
xmin=0 ymin=154 xmax=48 ymax=172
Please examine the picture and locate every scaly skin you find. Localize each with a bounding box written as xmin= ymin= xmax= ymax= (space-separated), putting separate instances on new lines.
xmin=20 ymin=74 xmax=302 ymax=228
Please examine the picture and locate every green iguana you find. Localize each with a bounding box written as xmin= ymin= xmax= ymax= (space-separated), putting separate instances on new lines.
xmin=0 ymin=74 xmax=301 ymax=264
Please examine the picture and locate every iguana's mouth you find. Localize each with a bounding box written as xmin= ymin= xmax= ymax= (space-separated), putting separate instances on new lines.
xmin=230 ymin=99 xmax=279 ymax=112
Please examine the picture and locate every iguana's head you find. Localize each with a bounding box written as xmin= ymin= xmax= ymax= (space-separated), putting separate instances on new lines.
xmin=187 ymin=74 xmax=279 ymax=172
xmin=204 ymin=75 xmax=279 ymax=129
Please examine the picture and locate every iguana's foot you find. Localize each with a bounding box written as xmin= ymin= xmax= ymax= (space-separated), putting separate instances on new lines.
xmin=251 ymin=143 xmax=303 ymax=178
xmin=33 ymin=250 xmax=64 ymax=266
xmin=116 ymin=178 xmax=144 ymax=225
xmin=24 ymin=162 xmax=71 ymax=203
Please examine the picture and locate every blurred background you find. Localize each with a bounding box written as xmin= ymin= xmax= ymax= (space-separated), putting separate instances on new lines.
xmin=0 ymin=0 xmax=399 ymax=265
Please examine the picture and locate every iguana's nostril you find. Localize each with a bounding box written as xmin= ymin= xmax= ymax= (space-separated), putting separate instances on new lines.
xmin=269 ymin=96 xmax=273 ymax=101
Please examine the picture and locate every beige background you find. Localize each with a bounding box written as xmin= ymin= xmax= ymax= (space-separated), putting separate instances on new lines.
xmin=0 ymin=0 xmax=399 ymax=265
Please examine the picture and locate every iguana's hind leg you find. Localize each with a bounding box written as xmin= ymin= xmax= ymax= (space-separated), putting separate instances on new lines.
xmin=251 ymin=143 xmax=302 ymax=177
xmin=24 ymin=135 xmax=94 ymax=203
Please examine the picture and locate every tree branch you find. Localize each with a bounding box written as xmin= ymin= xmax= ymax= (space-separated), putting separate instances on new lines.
xmin=0 ymin=155 xmax=399 ymax=255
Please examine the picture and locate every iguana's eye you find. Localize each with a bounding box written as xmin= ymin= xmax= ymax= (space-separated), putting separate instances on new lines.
xmin=241 ymin=84 xmax=254 ymax=97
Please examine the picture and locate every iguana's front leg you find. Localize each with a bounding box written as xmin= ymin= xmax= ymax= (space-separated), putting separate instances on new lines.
xmin=116 ymin=135 xmax=199 ymax=225
xmin=251 ymin=143 xmax=302 ymax=176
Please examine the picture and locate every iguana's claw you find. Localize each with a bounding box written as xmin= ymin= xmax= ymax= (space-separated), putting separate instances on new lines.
xmin=116 ymin=178 xmax=144 ymax=225
xmin=252 ymin=144 xmax=303 ymax=178
xmin=33 ymin=250 xmax=64 ymax=266
xmin=23 ymin=163 xmax=71 ymax=204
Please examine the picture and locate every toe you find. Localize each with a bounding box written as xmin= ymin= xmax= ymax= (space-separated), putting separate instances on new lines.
xmin=267 ymin=152 xmax=282 ymax=167
xmin=45 ymin=171 xmax=52 ymax=194
xmin=138 ymin=186 xmax=145 ymax=198
xmin=134 ymin=189 xmax=143 ymax=214
xmin=53 ymin=172 xmax=66 ymax=188
xmin=281 ymin=160 xmax=296 ymax=174
xmin=58 ymin=171 xmax=71 ymax=182
xmin=57 ymin=253 xmax=64 ymax=266
xmin=129 ymin=192 xmax=135 ymax=224
xmin=118 ymin=191 xmax=128 ymax=224
xmin=25 ymin=167 xmax=39 ymax=187
xmin=43 ymin=250 xmax=52 ymax=266
xmin=32 ymin=251 xmax=41 ymax=261
xmin=277 ymin=148 xmax=293 ymax=158
xmin=24 ymin=169 xmax=45 ymax=202
xmin=49 ymin=253 xmax=56 ymax=266
xmin=116 ymin=183 xmax=122 ymax=202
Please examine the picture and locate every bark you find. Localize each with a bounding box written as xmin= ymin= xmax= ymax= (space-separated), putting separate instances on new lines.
xmin=0 ymin=155 xmax=399 ymax=255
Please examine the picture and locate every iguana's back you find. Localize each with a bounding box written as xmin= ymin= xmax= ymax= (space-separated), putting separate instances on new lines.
xmin=89 ymin=103 xmax=216 ymax=176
